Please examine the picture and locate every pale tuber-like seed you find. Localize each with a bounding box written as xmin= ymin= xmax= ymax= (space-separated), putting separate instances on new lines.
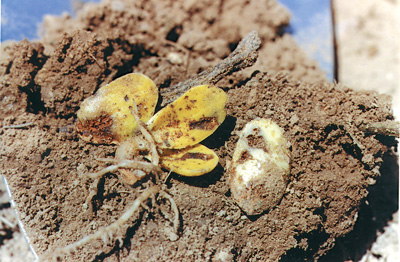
xmin=229 ymin=118 xmax=291 ymax=215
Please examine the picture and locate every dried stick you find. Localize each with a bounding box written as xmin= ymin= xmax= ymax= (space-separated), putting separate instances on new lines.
xmin=160 ymin=31 xmax=261 ymax=106
xmin=359 ymin=120 xmax=399 ymax=138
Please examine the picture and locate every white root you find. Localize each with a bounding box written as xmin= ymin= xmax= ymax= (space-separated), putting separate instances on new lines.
xmin=95 ymin=157 xmax=118 ymax=163
xmin=159 ymin=191 xmax=180 ymax=234
xmin=83 ymin=178 xmax=99 ymax=210
xmin=86 ymin=160 xmax=161 ymax=180
xmin=47 ymin=186 xmax=159 ymax=260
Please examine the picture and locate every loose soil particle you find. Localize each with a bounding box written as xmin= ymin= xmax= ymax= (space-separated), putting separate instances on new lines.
xmin=0 ymin=0 xmax=397 ymax=261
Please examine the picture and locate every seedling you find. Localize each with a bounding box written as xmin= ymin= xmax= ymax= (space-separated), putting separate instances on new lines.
xmin=47 ymin=31 xmax=262 ymax=259
xmin=48 ymin=73 xmax=227 ymax=259
xmin=76 ymin=74 xmax=226 ymax=181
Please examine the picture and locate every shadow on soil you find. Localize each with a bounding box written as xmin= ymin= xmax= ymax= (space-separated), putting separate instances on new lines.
xmin=321 ymin=146 xmax=399 ymax=261
xmin=281 ymin=140 xmax=398 ymax=262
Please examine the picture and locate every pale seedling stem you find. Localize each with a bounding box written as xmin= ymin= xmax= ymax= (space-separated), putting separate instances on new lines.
xmin=131 ymin=99 xmax=160 ymax=166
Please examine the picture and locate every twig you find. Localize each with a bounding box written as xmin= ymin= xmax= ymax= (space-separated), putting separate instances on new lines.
xmin=330 ymin=0 xmax=339 ymax=82
xmin=163 ymin=169 xmax=173 ymax=184
xmin=160 ymin=31 xmax=261 ymax=106
xmin=89 ymin=53 xmax=103 ymax=69
xmin=344 ymin=124 xmax=365 ymax=150
xmin=359 ymin=120 xmax=399 ymax=138
xmin=2 ymin=122 xmax=35 ymax=129
xmin=95 ymin=157 xmax=118 ymax=163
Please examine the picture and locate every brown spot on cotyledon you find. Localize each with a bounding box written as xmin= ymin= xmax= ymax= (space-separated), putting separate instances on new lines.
xmin=136 ymin=103 xmax=145 ymax=117
xmin=75 ymin=114 xmax=114 ymax=143
xmin=189 ymin=117 xmax=218 ymax=130
xmin=165 ymin=119 xmax=181 ymax=128
xmin=238 ymin=150 xmax=251 ymax=164
xmin=161 ymin=132 xmax=171 ymax=148
xmin=246 ymin=134 xmax=268 ymax=152
xmin=124 ymin=95 xmax=129 ymax=101
xmin=175 ymin=130 xmax=183 ymax=138
xmin=179 ymin=152 xmax=214 ymax=161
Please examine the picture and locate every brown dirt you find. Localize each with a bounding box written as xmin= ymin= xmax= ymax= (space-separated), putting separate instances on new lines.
xmin=0 ymin=0 xmax=397 ymax=261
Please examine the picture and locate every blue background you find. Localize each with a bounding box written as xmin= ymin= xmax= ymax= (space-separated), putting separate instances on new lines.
xmin=1 ymin=0 xmax=333 ymax=80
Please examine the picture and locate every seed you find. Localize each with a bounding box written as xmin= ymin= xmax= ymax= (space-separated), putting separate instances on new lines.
xmin=229 ymin=118 xmax=291 ymax=215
